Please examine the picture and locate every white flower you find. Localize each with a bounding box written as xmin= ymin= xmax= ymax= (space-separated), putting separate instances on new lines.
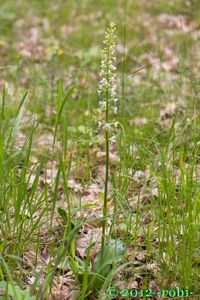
xmin=109 ymin=135 xmax=116 ymax=144
xmin=99 ymin=100 xmax=107 ymax=110
xmin=97 ymin=120 xmax=104 ymax=128
xmin=113 ymin=107 xmax=118 ymax=115
xmin=103 ymin=123 xmax=112 ymax=131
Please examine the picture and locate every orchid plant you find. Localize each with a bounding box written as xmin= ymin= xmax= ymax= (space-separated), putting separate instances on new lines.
xmin=98 ymin=22 xmax=119 ymax=255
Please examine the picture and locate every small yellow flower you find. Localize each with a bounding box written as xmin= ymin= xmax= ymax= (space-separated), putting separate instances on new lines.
xmin=45 ymin=45 xmax=64 ymax=59
xmin=57 ymin=48 xmax=64 ymax=56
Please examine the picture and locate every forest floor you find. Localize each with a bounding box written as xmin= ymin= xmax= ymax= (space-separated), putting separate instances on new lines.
xmin=0 ymin=0 xmax=199 ymax=299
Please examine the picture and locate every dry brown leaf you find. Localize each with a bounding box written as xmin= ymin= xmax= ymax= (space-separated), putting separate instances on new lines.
xmin=96 ymin=150 xmax=119 ymax=164
xmin=135 ymin=252 xmax=146 ymax=263
xmin=24 ymin=247 xmax=45 ymax=270
xmin=160 ymin=99 xmax=185 ymax=121
xmin=160 ymin=102 xmax=176 ymax=120
xmin=49 ymin=284 xmax=74 ymax=300
xmin=75 ymin=226 xmax=101 ymax=259
xmin=67 ymin=179 xmax=83 ymax=192
xmin=158 ymin=14 xmax=195 ymax=33
xmin=127 ymin=280 xmax=138 ymax=289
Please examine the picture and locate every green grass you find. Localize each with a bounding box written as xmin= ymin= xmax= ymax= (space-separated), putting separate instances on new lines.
xmin=0 ymin=0 xmax=199 ymax=299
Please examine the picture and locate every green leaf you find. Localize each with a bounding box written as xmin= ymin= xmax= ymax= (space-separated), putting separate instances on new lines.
xmin=53 ymin=85 xmax=75 ymax=148
xmin=0 ymin=281 xmax=7 ymax=290
xmin=57 ymin=207 xmax=75 ymax=229
xmin=57 ymin=207 xmax=68 ymax=222
xmin=0 ymin=11 xmax=16 ymax=20
xmin=0 ymin=281 xmax=36 ymax=300
xmin=7 ymin=92 xmax=28 ymax=149
xmin=93 ymin=239 xmax=125 ymax=277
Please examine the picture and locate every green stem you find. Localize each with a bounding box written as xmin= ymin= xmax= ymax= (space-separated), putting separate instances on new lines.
xmin=101 ymin=125 xmax=109 ymax=255
xmin=101 ymin=45 xmax=110 ymax=259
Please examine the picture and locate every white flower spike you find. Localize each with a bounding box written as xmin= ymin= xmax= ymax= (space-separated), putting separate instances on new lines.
xmin=98 ymin=22 xmax=118 ymax=142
